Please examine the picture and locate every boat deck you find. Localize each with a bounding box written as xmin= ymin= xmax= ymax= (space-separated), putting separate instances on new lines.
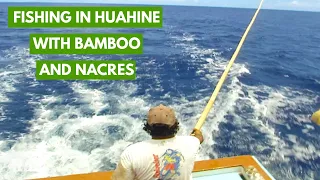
xmin=194 ymin=173 xmax=244 ymax=180
xmin=34 ymin=155 xmax=275 ymax=180
xmin=193 ymin=166 xmax=247 ymax=180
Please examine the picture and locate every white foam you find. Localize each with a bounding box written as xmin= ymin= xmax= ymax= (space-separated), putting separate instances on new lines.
xmin=0 ymin=106 xmax=5 ymax=122
xmin=0 ymin=80 xmax=152 ymax=179
xmin=171 ymin=32 xmax=197 ymax=42
xmin=234 ymin=85 xmax=319 ymax=174
xmin=181 ymin=33 xmax=196 ymax=42
xmin=169 ymin=28 xmax=319 ymax=180
xmin=287 ymin=134 xmax=297 ymax=143
xmin=70 ymin=82 xmax=109 ymax=115
xmin=0 ymin=73 xmax=18 ymax=103
xmin=168 ymin=31 xmax=253 ymax=160
xmin=0 ymin=47 xmax=42 ymax=104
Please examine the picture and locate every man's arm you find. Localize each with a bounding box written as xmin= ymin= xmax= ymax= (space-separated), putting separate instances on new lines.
xmin=111 ymin=150 xmax=135 ymax=180
xmin=111 ymin=162 xmax=131 ymax=180
xmin=190 ymin=129 xmax=204 ymax=144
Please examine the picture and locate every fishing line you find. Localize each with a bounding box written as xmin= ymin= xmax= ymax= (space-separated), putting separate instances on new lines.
xmin=194 ymin=0 xmax=265 ymax=130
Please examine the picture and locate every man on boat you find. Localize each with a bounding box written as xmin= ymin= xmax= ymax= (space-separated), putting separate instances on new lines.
xmin=112 ymin=104 xmax=204 ymax=180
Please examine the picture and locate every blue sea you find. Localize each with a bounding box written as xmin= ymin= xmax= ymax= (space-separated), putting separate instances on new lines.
xmin=0 ymin=3 xmax=319 ymax=180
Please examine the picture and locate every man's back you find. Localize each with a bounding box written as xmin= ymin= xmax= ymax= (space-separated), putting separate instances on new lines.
xmin=112 ymin=104 xmax=204 ymax=180
xmin=119 ymin=136 xmax=200 ymax=180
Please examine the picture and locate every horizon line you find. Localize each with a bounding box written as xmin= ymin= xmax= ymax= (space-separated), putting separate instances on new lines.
xmin=1 ymin=1 xmax=320 ymax=13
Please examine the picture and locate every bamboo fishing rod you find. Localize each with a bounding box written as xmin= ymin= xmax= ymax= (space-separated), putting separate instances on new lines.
xmin=194 ymin=0 xmax=265 ymax=130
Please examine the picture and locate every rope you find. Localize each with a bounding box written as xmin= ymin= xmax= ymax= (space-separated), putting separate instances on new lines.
xmin=194 ymin=0 xmax=265 ymax=130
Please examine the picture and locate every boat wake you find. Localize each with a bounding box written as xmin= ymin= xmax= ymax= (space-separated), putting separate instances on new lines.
xmin=0 ymin=24 xmax=319 ymax=180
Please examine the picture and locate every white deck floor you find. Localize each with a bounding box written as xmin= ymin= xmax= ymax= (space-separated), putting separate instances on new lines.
xmin=193 ymin=172 xmax=244 ymax=180
xmin=192 ymin=166 xmax=245 ymax=180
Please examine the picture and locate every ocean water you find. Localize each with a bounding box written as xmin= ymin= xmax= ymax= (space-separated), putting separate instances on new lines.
xmin=0 ymin=3 xmax=319 ymax=180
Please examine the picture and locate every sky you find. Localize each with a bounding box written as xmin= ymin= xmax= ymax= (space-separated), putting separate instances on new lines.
xmin=2 ymin=0 xmax=320 ymax=12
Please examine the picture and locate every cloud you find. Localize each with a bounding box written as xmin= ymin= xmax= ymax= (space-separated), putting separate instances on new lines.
xmin=291 ymin=0 xmax=299 ymax=5
xmin=265 ymin=0 xmax=320 ymax=11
